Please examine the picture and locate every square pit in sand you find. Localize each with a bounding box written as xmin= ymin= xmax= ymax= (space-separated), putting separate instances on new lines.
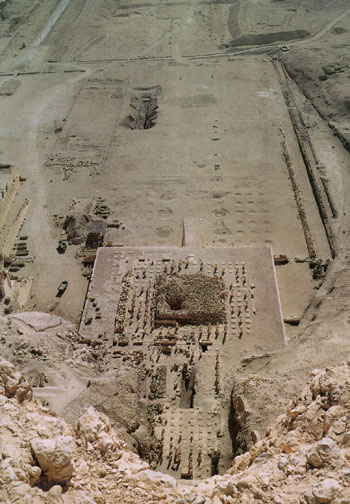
xmin=155 ymin=273 xmax=226 ymax=325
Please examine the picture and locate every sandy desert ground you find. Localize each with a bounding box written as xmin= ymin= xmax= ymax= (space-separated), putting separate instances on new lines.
xmin=0 ymin=0 xmax=350 ymax=484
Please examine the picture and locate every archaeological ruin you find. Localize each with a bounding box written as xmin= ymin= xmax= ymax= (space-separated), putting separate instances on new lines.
xmin=80 ymin=245 xmax=285 ymax=477
xmin=1 ymin=0 xmax=350 ymax=502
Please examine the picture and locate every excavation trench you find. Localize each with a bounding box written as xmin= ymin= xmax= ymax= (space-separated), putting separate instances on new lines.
xmin=123 ymin=87 xmax=161 ymax=130
xmin=136 ymin=371 xmax=250 ymax=480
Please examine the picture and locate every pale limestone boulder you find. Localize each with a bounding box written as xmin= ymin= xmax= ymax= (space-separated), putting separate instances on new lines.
xmin=308 ymin=413 xmax=327 ymax=440
xmin=340 ymin=469 xmax=350 ymax=482
xmin=0 ymin=357 xmax=17 ymax=378
xmin=0 ymin=361 xmax=21 ymax=394
xmin=15 ymin=380 xmax=32 ymax=402
xmin=75 ymin=406 xmax=114 ymax=444
xmin=75 ymin=406 xmax=126 ymax=456
xmin=75 ymin=406 xmax=106 ymax=443
xmin=287 ymin=404 xmax=307 ymax=419
xmin=324 ymin=405 xmax=344 ymax=423
xmin=230 ymin=451 xmax=251 ymax=472
xmin=237 ymin=475 xmax=258 ymax=490
xmin=4 ymin=375 xmax=20 ymax=395
xmin=0 ymin=458 xmax=17 ymax=484
xmin=317 ymin=371 xmax=339 ymax=395
xmin=4 ymin=481 xmax=43 ymax=504
xmin=0 ymin=423 xmax=36 ymax=487
xmin=116 ymin=453 xmax=148 ymax=474
xmin=312 ymin=478 xmax=341 ymax=503
xmin=0 ymin=357 xmax=32 ymax=402
xmin=307 ymin=438 xmax=343 ymax=468
xmin=327 ymin=417 xmax=347 ymax=441
xmin=282 ymin=430 xmax=300 ymax=453
xmin=46 ymin=485 xmax=64 ymax=503
xmin=137 ymin=469 xmax=177 ymax=490
xmin=342 ymin=447 xmax=350 ymax=461
xmin=212 ymin=478 xmax=237 ymax=496
xmin=28 ymin=465 xmax=41 ymax=486
xmin=277 ymin=456 xmax=289 ymax=471
xmin=31 ymin=436 xmax=73 ymax=484
xmin=96 ymin=431 xmax=115 ymax=454
xmin=334 ymin=487 xmax=350 ymax=504
xmin=324 ymin=405 xmax=346 ymax=435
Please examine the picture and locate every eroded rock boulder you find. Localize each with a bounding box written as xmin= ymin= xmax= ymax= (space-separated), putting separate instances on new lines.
xmin=311 ymin=478 xmax=341 ymax=503
xmin=31 ymin=436 xmax=73 ymax=484
xmin=307 ymin=438 xmax=343 ymax=468
xmin=4 ymin=356 xmax=350 ymax=503
xmin=0 ymin=357 xmax=32 ymax=401
xmin=74 ymin=405 xmax=124 ymax=455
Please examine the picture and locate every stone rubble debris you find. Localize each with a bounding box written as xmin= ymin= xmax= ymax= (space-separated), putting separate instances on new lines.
xmin=4 ymin=356 xmax=350 ymax=502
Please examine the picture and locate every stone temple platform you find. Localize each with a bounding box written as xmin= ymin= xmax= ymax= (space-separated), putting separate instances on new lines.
xmin=80 ymin=246 xmax=285 ymax=479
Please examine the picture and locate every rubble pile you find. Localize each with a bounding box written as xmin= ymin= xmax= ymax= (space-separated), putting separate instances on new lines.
xmin=156 ymin=273 xmax=227 ymax=324
xmin=3 ymin=356 xmax=350 ymax=503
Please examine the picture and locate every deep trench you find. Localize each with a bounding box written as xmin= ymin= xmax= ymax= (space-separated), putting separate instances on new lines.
xmin=228 ymin=394 xmax=249 ymax=457
xmin=123 ymin=94 xmax=158 ymax=130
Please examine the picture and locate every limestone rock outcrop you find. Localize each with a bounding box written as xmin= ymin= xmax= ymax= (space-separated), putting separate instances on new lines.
xmin=0 ymin=356 xmax=32 ymax=401
xmin=31 ymin=436 xmax=73 ymax=484
xmin=4 ymin=357 xmax=350 ymax=502
xmin=307 ymin=438 xmax=344 ymax=468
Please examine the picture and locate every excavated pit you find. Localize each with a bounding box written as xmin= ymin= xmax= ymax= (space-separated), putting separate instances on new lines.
xmin=155 ymin=273 xmax=226 ymax=325
xmin=122 ymin=89 xmax=159 ymax=130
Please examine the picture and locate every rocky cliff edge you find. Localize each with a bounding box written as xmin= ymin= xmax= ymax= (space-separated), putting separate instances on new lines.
xmin=2 ymin=356 xmax=350 ymax=503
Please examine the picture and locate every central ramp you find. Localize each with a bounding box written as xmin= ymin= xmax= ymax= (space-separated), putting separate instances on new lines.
xmin=80 ymin=245 xmax=285 ymax=478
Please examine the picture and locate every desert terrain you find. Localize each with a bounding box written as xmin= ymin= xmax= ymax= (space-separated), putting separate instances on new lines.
xmin=1 ymin=0 xmax=350 ymax=499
